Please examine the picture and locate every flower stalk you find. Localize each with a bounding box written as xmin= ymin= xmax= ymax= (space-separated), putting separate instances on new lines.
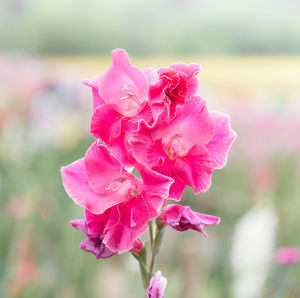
xmin=133 ymin=220 xmax=166 ymax=289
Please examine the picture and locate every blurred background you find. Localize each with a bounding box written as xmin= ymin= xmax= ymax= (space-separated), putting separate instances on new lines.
xmin=0 ymin=0 xmax=300 ymax=297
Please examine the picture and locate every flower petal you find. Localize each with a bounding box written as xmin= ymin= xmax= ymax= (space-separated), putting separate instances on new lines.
xmin=206 ymin=111 xmax=237 ymax=169
xmin=61 ymin=158 xmax=125 ymax=214
xmin=99 ymin=49 xmax=148 ymax=117
xmin=159 ymin=204 xmax=220 ymax=237
xmin=174 ymin=145 xmax=213 ymax=193
xmin=82 ymin=75 xmax=105 ymax=110
xmin=154 ymin=96 xmax=215 ymax=153
xmin=90 ymin=104 xmax=123 ymax=145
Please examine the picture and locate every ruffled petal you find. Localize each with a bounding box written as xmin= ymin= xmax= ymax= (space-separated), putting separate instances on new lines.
xmin=174 ymin=145 xmax=213 ymax=193
xmin=90 ymin=104 xmax=123 ymax=145
xmin=155 ymin=96 xmax=215 ymax=153
xmin=206 ymin=112 xmax=237 ymax=169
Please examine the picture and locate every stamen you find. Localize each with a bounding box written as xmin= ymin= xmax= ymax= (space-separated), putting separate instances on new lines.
xmin=165 ymin=134 xmax=183 ymax=153
xmin=120 ymin=84 xmax=140 ymax=106
xmin=105 ymin=176 xmax=128 ymax=192
xmin=165 ymin=134 xmax=183 ymax=159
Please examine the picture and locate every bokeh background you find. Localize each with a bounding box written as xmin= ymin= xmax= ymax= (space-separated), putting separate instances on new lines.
xmin=1 ymin=0 xmax=300 ymax=297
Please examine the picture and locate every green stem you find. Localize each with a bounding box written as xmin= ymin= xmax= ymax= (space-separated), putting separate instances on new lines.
xmin=132 ymin=220 xmax=165 ymax=289
xmin=148 ymin=221 xmax=154 ymax=250
xmin=149 ymin=224 xmax=165 ymax=278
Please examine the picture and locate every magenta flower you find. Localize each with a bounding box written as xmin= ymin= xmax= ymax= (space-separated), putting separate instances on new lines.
xmin=159 ymin=204 xmax=220 ymax=237
xmin=61 ymin=49 xmax=236 ymax=293
xmin=131 ymin=96 xmax=237 ymax=200
xmin=86 ymin=49 xmax=153 ymax=165
xmin=70 ymin=219 xmax=116 ymax=259
xmin=147 ymin=271 xmax=167 ymax=298
xmin=275 ymin=247 xmax=300 ymax=265
xmin=70 ymin=219 xmax=143 ymax=258
xmin=61 ymin=141 xmax=173 ymax=253
xmin=149 ymin=62 xmax=200 ymax=119
xmin=85 ymin=49 xmax=148 ymax=118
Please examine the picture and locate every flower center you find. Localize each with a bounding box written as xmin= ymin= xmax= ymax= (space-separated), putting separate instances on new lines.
xmin=120 ymin=84 xmax=140 ymax=107
xmin=105 ymin=176 xmax=140 ymax=198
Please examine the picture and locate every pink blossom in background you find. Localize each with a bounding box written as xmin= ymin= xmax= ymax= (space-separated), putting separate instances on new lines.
xmin=275 ymin=247 xmax=300 ymax=264
xmin=61 ymin=141 xmax=173 ymax=253
xmin=159 ymin=204 xmax=220 ymax=237
xmin=229 ymin=102 xmax=300 ymax=163
xmin=147 ymin=271 xmax=167 ymax=298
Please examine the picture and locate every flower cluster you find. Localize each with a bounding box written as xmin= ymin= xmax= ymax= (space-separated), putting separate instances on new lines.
xmin=61 ymin=48 xmax=236 ymax=259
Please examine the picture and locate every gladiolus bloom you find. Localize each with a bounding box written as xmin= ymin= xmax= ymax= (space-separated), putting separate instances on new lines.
xmin=131 ymin=96 xmax=236 ymax=200
xmin=62 ymin=141 xmax=173 ymax=253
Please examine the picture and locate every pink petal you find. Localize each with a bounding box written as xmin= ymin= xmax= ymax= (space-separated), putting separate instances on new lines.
xmin=61 ymin=158 xmax=106 ymax=212
xmin=144 ymin=67 xmax=159 ymax=86
xmin=70 ymin=219 xmax=116 ymax=259
xmin=131 ymin=125 xmax=166 ymax=168
xmin=152 ymin=158 xmax=185 ymax=201
xmin=85 ymin=208 xmax=120 ymax=235
xmin=84 ymin=178 xmax=166 ymax=253
xmin=174 ymin=145 xmax=213 ymax=193
xmin=155 ymin=96 xmax=215 ymax=153
xmin=170 ymin=62 xmax=200 ymax=99
xmin=61 ymin=158 xmax=126 ymax=214
xmin=159 ymin=204 xmax=220 ymax=237
xmin=84 ymin=142 xmax=122 ymax=193
xmin=90 ymin=104 xmax=123 ymax=145
xmin=206 ymin=112 xmax=237 ymax=169
xmin=99 ymin=49 xmax=148 ymax=117
xmin=137 ymin=163 xmax=174 ymax=210
xmin=82 ymin=75 xmax=105 ymax=110
xmin=109 ymin=131 xmax=136 ymax=166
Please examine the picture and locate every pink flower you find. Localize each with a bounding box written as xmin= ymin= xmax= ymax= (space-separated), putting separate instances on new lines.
xmin=61 ymin=141 xmax=173 ymax=252
xmin=70 ymin=219 xmax=116 ymax=259
xmin=275 ymin=247 xmax=300 ymax=265
xmin=87 ymin=49 xmax=152 ymax=165
xmin=159 ymin=204 xmax=220 ymax=237
xmin=70 ymin=219 xmax=143 ymax=258
xmin=147 ymin=271 xmax=167 ymax=298
xmin=149 ymin=63 xmax=200 ymax=119
xmin=130 ymin=96 xmax=237 ymax=200
xmin=84 ymin=49 xmax=148 ymax=118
